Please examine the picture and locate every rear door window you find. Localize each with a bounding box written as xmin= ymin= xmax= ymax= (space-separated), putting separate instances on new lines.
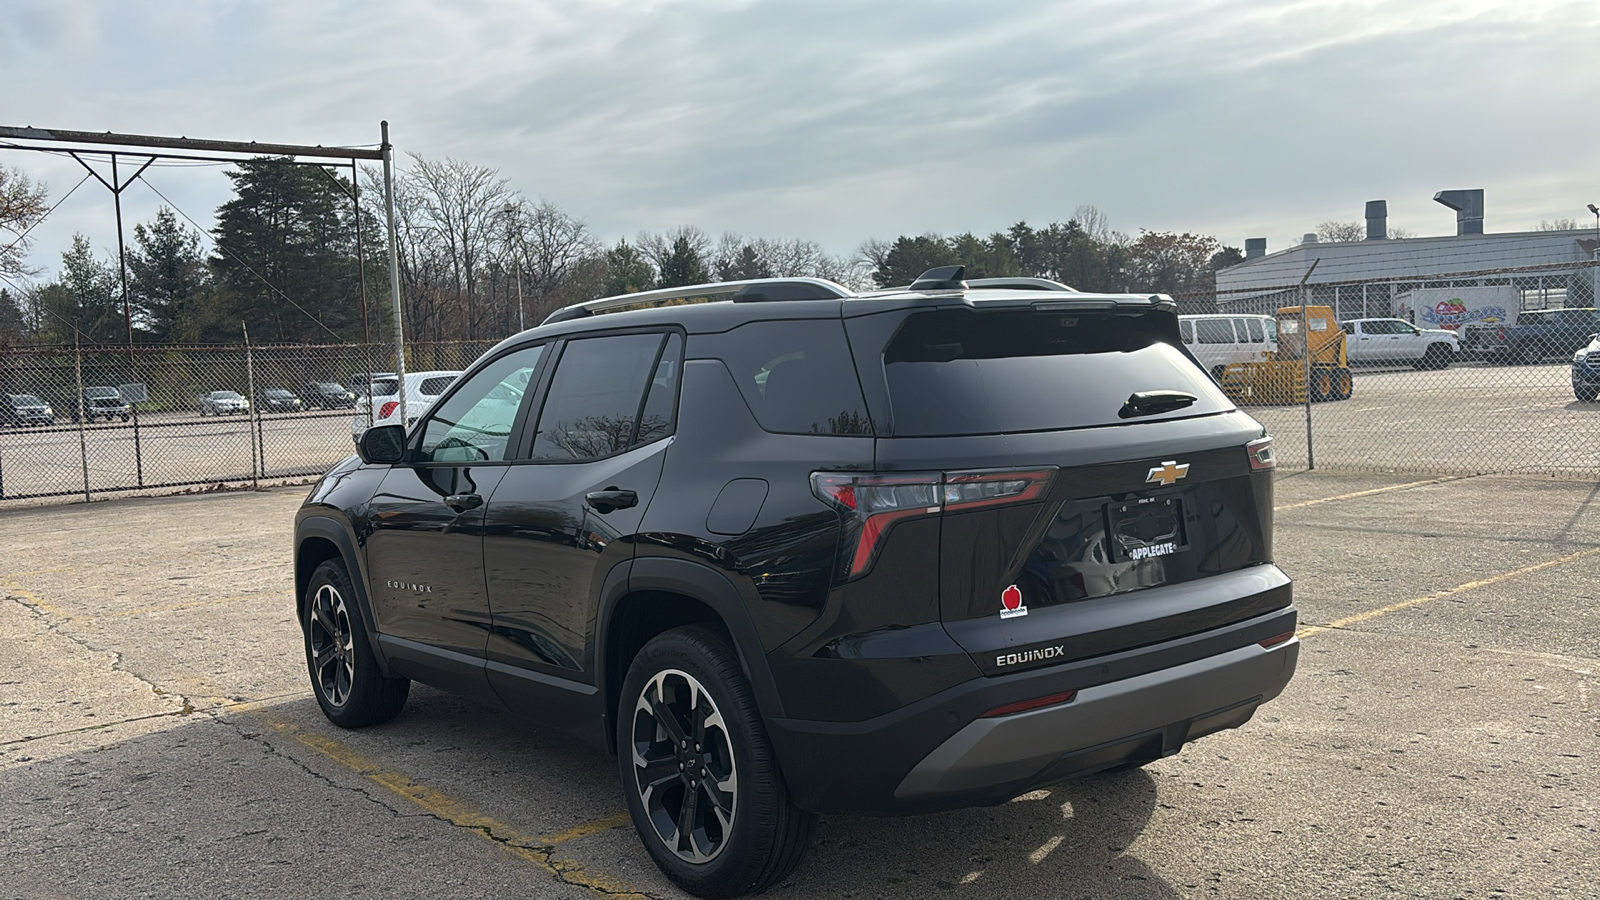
xmin=529 ymin=332 xmax=669 ymax=462
xmin=1194 ymin=319 xmax=1236 ymax=344
xmin=881 ymin=308 xmax=1233 ymax=437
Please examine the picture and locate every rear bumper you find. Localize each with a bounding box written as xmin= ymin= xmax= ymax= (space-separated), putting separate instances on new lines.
xmin=767 ymin=603 xmax=1297 ymax=815
xmin=895 ymin=639 xmax=1295 ymax=803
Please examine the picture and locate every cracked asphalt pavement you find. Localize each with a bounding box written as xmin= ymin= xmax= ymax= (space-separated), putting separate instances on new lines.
xmin=2 ymin=473 xmax=1597 ymax=898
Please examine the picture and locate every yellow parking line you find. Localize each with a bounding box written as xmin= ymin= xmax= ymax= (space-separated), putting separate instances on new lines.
xmin=1298 ymin=544 xmax=1600 ymax=639
xmin=249 ymin=710 xmax=645 ymax=898
xmin=1275 ymin=476 xmax=1459 ymax=511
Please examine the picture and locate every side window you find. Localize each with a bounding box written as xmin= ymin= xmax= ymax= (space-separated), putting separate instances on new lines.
xmin=635 ymin=333 xmax=684 ymax=446
xmin=711 ymin=319 xmax=872 ymax=435
xmin=530 ymin=332 xmax=667 ymax=462
xmin=1179 ymin=320 xmax=1194 ymax=344
xmin=1242 ymin=318 xmax=1265 ymax=343
xmin=1195 ymin=319 xmax=1236 ymax=344
xmin=420 ymin=375 xmax=457 ymax=396
xmin=418 ymin=346 xmax=546 ymax=463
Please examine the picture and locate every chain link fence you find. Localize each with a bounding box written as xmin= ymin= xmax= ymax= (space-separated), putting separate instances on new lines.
xmin=6 ymin=254 xmax=1600 ymax=504
xmin=0 ymin=340 xmax=494 ymax=503
xmin=1184 ymin=256 xmax=1600 ymax=477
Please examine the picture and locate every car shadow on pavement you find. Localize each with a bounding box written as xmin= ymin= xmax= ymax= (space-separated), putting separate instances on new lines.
xmin=774 ymin=767 xmax=1180 ymax=898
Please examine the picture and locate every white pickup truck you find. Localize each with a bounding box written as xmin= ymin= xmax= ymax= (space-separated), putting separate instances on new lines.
xmin=1341 ymin=318 xmax=1459 ymax=370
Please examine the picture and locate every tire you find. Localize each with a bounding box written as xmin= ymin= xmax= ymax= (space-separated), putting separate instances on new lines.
xmin=1422 ymin=344 xmax=1453 ymax=370
xmin=1576 ymin=386 xmax=1599 ymax=402
xmin=1310 ymin=368 xmax=1335 ymax=402
xmin=302 ymin=558 xmax=409 ymax=728
xmin=120 ymin=413 xmax=129 ymax=422
xmin=1515 ymin=343 xmax=1540 ymax=365
xmin=1333 ymin=367 xmax=1353 ymax=400
xmin=618 ymin=625 xmax=814 ymax=898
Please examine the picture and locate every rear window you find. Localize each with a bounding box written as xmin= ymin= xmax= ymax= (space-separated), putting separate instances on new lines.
xmin=419 ymin=376 xmax=456 ymax=396
xmin=370 ymin=378 xmax=399 ymax=397
xmin=882 ymin=309 xmax=1234 ymax=437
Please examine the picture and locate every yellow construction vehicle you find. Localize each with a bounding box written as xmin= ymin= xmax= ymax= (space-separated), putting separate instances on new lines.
xmin=1218 ymin=305 xmax=1352 ymax=404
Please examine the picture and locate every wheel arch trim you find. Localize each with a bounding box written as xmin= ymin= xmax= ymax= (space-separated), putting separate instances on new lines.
xmin=598 ymin=556 xmax=786 ymax=752
xmin=295 ymin=514 xmax=394 ymax=677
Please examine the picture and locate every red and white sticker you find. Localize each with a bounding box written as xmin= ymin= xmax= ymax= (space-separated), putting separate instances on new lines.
xmin=999 ymin=584 xmax=1028 ymax=619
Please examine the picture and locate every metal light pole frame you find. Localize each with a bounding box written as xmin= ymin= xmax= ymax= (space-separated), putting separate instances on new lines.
xmin=0 ymin=123 xmax=405 ymax=452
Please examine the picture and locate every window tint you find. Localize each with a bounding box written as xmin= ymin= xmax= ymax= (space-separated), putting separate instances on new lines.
xmin=530 ymin=333 xmax=665 ymax=462
xmin=1195 ymin=319 xmax=1236 ymax=344
xmin=635 ymin=333 xmax=684 ymax=446
xmin=1179 ymin=320 xmax=1194 ymax=344
xmin=419 ymin=376 xmax=457 ymax=396
xmin=882 ymin=309 xmax=1233 ymax=437
xmin=370 ymin=378 xmax=399 ymax=397
xmin=712 ymin=319 xmax=871 ymax=435
xmin=1245 ymin=318 xmax=1265 ymax=342
xmin=419 ymin=346 xmax=545 ymax=463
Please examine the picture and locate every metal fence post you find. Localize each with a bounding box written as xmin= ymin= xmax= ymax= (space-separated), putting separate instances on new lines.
xmin=74 ymin=338 xmax=90 ymax=502
xmin=244 ymin=326 xmax=261 ymax=489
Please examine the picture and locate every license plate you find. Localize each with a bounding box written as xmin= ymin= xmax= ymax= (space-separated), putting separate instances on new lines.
xmin=1106 ymin=496 xmax=1187 ymax=561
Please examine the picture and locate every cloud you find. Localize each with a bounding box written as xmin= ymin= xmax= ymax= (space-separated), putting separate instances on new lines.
xmin=3 ymin=0 xmax=1597 ymax=274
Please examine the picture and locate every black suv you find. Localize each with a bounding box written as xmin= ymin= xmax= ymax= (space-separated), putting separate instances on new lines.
xmin=1 ymin=393 xmax=56 ymax=427
xmin=293 ymin=268 xmax=1297 ymax=897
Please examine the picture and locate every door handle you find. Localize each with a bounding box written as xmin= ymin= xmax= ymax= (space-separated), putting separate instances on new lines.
xmin=444 ymin=493 xmax=482 ymax=512
xmin=586 ymin=488 xmax=638 ymax=514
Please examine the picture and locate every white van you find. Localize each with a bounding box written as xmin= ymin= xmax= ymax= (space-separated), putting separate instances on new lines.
xmin=1178 ymin=314 xmax=1279 ymax=379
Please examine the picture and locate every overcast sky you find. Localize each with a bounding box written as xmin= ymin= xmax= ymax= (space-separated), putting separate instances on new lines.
xmin=4 ymin=0 xmax=1598 ymax=278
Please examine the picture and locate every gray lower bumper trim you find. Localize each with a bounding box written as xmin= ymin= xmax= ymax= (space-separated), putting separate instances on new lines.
xmin=895 ymin=640 xmax=1298 ymax=800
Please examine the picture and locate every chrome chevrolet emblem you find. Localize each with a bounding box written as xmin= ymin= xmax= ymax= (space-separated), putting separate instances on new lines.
xmin=1146 ymin=460 xmax=1190 ymax=486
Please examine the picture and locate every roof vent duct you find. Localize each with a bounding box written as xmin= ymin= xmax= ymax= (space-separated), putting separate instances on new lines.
xmin=1302 ymin=233 xmax=1319 ymax=244
xmin=1434 ymin=189 xmax=1484 ymax=235
xmin=1365 ymin=200 xmax=1388 ymax=240
xmin=1245 ymin=237 xmax=1266 ymax=259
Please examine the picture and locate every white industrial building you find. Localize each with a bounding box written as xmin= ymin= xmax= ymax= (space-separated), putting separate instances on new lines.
xmin=1215 ymin=192 xmax=1600 ymax=330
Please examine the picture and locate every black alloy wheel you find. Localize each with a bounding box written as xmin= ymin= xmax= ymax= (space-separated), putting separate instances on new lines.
xmin=307 ymin=582 xmax=357 ymax=709
xmin=619 ymin=626 xmax=814 ymax=898
xmin=302 ymin=559 xmax=409 ymax=728
xmin=631 ymin=667 xmax=739 ymax=865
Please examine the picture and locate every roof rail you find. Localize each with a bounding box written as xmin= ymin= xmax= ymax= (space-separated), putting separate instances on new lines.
xmin=966 ymin=277 xmax=1076 ymax=292
xmin=542 ymin=277 xmax=854 ymax=325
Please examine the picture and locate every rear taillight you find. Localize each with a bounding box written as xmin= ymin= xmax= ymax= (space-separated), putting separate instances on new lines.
xmin=812 ymin=468 xmax=1056 ymax=579
xmin=378 ymin=401 xmax=400 ymax=419
xmin=1258 ymin=631 xmax=1295 ymax=649
xmin=1246 ymin=436 xmax=1275 ymax=472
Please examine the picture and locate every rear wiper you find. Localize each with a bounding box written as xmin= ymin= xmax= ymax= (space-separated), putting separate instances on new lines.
xmin=1119 ymin=390 xmax=1198 ymax=419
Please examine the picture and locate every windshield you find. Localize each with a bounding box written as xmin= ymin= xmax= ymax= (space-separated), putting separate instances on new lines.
xmin=211 ymin=391 xmax=242 ymax=400
xmin=84 ymin=387 xmax=119 ymax=399
xmin=265 ymin=390 xmax=293 ymax=399
xmin=16 ymin=394 xmax=44 ymax=405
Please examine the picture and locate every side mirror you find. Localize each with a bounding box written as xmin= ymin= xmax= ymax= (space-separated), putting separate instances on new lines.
xmin=357 ymin=424 xmax=407 ymax=465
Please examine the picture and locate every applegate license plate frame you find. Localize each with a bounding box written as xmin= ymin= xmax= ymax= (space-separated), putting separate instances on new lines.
xmin=1105 ymin=495 xmax=1188 ymax=562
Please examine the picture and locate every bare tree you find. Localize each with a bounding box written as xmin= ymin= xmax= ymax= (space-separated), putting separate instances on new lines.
xmin=1540 ymin=218 xmax=1583 ymax=231
xmin=505 ymin=198 xmax=603 ymax=324
xmin=1 ymin=165 xmax=48 ymax=278
xmin=410 ymin=155 xmax=513 ymax=340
